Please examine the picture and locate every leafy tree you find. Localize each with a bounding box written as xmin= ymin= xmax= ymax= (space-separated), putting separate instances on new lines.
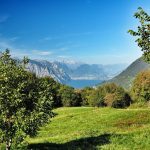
xmin=40 ymin=77 xmax=62 ymax=108
xmin=88 ymin=88 xmax=105 ymax=107
xmin=102 ymin=83 xmax=131 ymax=108
xmin=0 ymin=50 xmax=54 ymax=149
xmin=128 ymin=7 xmax=150 ymax=63
xmin=81 ymin=83 xmax=131 ymax=108
xmin=101 ymin=83 xmax=119 ymax=94
xmin=58 ymin=85 xmax=81 ymax=107
xmin=131 ymin=70 xmax=150 ymax=103
xmin=104 ymin=93 xmax=115 ymax=107
xmin=111 ymin=91 xmax=131 ymax=108
xmin=80 ymin=87 xmax=93 ymax=106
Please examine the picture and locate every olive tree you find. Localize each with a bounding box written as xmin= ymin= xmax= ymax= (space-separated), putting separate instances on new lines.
xmin=128 ymin=7 xmax=150 ymax=63
xmin=0 ymin=50 xmax=54 ymax=150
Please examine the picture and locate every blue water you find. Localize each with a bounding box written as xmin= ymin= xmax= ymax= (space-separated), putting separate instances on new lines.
xmin=65 ymin=79 xmax=103 ymax=89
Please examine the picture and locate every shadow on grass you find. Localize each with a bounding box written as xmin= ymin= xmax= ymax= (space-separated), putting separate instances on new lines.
xmin=28 ymin=133 xmax=112 ymax=150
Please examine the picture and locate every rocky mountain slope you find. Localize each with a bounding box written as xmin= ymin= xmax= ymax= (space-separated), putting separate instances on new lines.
xmin=26 ymin=59 xmax=127 ymax=87
xmin=26 ymin=60 xmax=71 ymax=83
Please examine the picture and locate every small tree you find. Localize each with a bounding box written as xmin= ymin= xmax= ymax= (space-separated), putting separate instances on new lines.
xmin=102 ymin=83 xmax=131 ymax=108
xmin=0 ymin=50 xmax=54 ymax=149
xmin=80 ymin=87 xmax=93 ymax=106
xmin=131 ymin=70 xmax=150 ymax=103
xmin=58 ymin=85 xmax=81 ymax=107
xmin=88 ymin=87 xmax=105 ymax=107
xmin=128 ymin=7 xmax=150 ymax=63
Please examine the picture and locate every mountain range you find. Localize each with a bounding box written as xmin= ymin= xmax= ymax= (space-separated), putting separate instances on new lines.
xmin=26 ymin=59 xmax=127 ymax=88
xmin=2 ymin=52 xmax=149 ymax=89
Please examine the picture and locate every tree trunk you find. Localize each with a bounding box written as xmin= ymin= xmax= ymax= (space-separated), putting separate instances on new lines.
xmin=6 ymin=139 xmax=11 ymax=150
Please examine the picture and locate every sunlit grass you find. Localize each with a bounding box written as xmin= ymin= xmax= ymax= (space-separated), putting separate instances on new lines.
xmin=27 ymin=107 xmax=150 ymax=150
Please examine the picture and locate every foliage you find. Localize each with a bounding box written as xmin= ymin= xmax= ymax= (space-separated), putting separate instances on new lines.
xmin=102 ymin=83 xmax=131 ymax=108
xmin=40 ymin=77 xmax=62 ymax=108
xmin=128 ymin=7 xmax=150 ymax=63
xmin=88 ymin=87 xmax=105 ymax=107
xmin=80 ymin=87 xmax=94 ymax=106
xmin=80 ymin=83 xmax=131 ymax=108
xmin=0 ymin=50 xmax=54 ymax=149
xmin=111 ymin=92 xmax=131 ymax=108
xmin=131 ymin=70 xmax=150 ymax=103
xmin=101 ymin=83 xmax=119 ymax=94
xmin=58 ymin=85 xmax=81 ymax=107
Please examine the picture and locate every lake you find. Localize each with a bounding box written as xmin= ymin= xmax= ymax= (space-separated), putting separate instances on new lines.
xmin=65 ymin=79 xmax=103 ymax=88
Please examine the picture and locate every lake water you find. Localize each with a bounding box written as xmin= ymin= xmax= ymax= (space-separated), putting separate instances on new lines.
xmin=65 ymin=79 xmax=103 ymax=89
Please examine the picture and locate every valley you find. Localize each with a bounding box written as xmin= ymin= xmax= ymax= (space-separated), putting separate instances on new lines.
xmin=27 ymin=59 xmax=127 ymax=88
xmin=0 ymin=1 xmax=150 ymax=149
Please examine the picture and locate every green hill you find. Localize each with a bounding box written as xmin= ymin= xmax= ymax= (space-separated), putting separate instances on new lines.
xmin=108 ymin=57 xmax=150 ymax=89
xmin=26 ymin=107 xmax=150 ymax=150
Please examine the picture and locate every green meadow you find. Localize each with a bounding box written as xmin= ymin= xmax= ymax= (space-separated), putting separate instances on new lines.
xmin=27 ymin=107 xmax=150 ymax=150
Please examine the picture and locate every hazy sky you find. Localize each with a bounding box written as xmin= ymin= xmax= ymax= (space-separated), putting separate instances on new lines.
xmin=0 ymin=0 xmax=150 ymax=64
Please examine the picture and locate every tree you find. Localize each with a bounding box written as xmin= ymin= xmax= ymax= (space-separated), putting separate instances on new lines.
xmin=102 ymin=83 xmax=131 ymax=108
xmin=88 ymin=88 xmax=105 ymax=107
xmin=131 ymin=70 xmax=150 ymax=103
xmin=128 ymin=7 xmax=150 ymax=63
xmin=0 ymin=50 xmax=54 ymax=149
xmin=40 ymin=77 xmax=62 ymax=108
xmin=111 ymin=91 xmax=131 ymax=108
xmin=58 ymin=85 xmax=81 ymax=107
xmin=80 ymin=87 xmax=93 ymax=106
xmin=101 ymin=83 xmax=119 ymax=94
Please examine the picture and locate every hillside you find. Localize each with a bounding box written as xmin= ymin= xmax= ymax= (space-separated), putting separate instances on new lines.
xmin=108 ymin=57 xmax=150 ymax=89
xmin=26 ymin=107 xmax=150 ymax=150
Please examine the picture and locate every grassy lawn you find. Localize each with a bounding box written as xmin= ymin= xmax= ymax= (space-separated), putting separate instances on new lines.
xmin=27 ymin=107 xmax=150 ymax=150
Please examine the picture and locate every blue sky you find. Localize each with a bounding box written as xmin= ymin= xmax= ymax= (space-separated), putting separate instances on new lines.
xmin=0 ymin=0 xmax=150 ymax=64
